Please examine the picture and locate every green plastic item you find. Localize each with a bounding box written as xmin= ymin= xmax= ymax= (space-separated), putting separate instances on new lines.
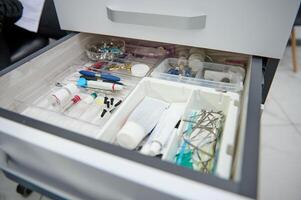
xmin=175 ymin=151 xmax=193 ymax=169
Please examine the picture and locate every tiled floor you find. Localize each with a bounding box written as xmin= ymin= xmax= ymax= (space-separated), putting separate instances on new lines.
xmin=259 ymin=47 xmax=301 ymax=200
xmin=0 ymin=47 xmax=301 ymax=200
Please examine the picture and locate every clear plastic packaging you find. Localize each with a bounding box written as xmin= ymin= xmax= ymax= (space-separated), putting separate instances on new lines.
xmin=85 ymin=39 xmax=125 ymax=61
xmin=151 ymin=58 xmax=246 ymax=92
xmin=85 ymin=39 xmax=170 ymax=77
xmin=84 ymin=60 xmax=152 ymax=78
xmin=125 ymin=44 xmax=168 ymax=59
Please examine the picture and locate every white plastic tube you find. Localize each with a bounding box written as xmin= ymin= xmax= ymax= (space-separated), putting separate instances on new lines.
xmin=141 ymin=103 xmax=185 ymax=156
xmin=48 ymin=83 xmax=78 ymax=107
xmin=87 ymin=81 xmax=123 ymax=91
xmin=116 ymin=97 xmax=169 ymax=150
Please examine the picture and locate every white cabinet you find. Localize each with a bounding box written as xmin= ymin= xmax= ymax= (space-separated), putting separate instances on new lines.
xmin=54 ymin=0 xmax=300 ymax=58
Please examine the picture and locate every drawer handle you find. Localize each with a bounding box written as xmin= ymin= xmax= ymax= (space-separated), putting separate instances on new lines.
xmin=106 ymin=3 xmax=206 ymax=30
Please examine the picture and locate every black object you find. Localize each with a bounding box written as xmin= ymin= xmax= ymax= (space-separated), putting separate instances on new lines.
xmin=80 ymin=75 xmax=98 ymax=81
xmin=109 ymin=99 xmax=122 ymax=113
xmin=262 ymin=58 xmax=279 ymax=103
xmin=106 ymin=101 xmax=110 ymax=109
xmin=294 ymin=5 xmax=301 ymax=26
xmin=175 ymin=120 xmax=181 ymax=129
xmin=109 ymin=108 xmax=115 ymax=113
xmin=114 ymin=100 xmax=122 ymax=107
xmin=4 ymin=26 xmax=49 ymax=64
xmin=104 ymin=96 xmax=109 ymax=104
xmin=103 ymin=79 xmax=124 ymax=85
xmin=0 ymin=33 xmax=9 ymax=69
xmin=0 ymin=0 xmax=23 ymax=32
xmin=16 ymin=184 xmax=33 ymax=198
xmin=101 ymin=109 xmax=107 ymax=118
xmin=0 ymin=0 xmax=23 ymax=69
xmin=155 ymin=154 xmax=163 ymax=159
xmin=110 ymin=97 xmax=114 ymax=105
xmin=0 ymin=0 xmax=67 ymax=69
xmin=38 ymin=0 xmax=67 ymax=39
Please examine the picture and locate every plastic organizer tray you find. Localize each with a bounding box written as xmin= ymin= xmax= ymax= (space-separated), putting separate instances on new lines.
xmin=19 ymin=62 xmax=141 ymax=139
xmin=151 ymin=58 xmax=246 ymax=92
xmin=83 ymin=59 xmax=155 ymax=78
xmin=81 ymin=38 xmax=169 ymax=82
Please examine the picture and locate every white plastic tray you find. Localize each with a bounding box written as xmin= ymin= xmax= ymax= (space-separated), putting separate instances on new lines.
xmin=97 ymin=77 xmax=240 ymax=180
xmin=163 ymin=88 xmax=240 ymax=179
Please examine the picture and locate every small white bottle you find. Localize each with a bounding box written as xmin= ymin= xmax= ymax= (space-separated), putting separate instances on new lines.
xmin=116 ymin=97 xmax=169 ymax=150
xmin=48 ymin=83 xmax=78 ymax=107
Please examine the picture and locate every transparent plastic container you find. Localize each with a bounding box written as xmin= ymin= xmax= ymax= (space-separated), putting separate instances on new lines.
xmin=85 ymin=39 xmax=125 ymax=61
xmin=84 ymin=43 xmax=169 ymax=78
xmin=151 ymin=58 xmax=246 ymax=92
xmin=84 ymin=60 xmax=153 ymax=78
xmin=125 ymin=44 xmax=168 ymax=59
xmin=10 ymin=58 xmax=141 ymax=139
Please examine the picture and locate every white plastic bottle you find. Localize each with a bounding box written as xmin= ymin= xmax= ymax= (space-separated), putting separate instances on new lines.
xmin=116 ymin=97 xmax=169 ymax=150
xmin=141 ymin=103 xmax=185 ymax=156
xmin=48 ymin=83 xmax=78 ymax=107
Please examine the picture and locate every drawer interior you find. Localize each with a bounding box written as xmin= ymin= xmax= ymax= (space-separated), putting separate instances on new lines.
xmin=0 ymin=33 xmax=252 ymax=184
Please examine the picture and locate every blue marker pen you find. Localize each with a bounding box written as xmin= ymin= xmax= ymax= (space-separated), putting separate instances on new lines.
xmin=79 ymin=70 xmax=121 ymax=82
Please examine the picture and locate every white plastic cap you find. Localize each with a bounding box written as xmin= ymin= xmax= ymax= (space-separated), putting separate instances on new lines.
xmin=116 ymin=121 xmax=146 ymax=150
xmin=140 ymin=144 xmax=151 ymax=155
xmin=149 ymin=141 xmax=162 ymax=156
xmin=64 ymin=83 xmax=78 ymax=95
xmin=189 ymin=59 xmax=203 ymax=72
xmin=131 ymin=64 xmax=150 ymax=77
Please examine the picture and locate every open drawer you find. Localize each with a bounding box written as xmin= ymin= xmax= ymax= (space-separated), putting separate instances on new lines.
xmin=0 ymin=33 xmax=262 ymax=199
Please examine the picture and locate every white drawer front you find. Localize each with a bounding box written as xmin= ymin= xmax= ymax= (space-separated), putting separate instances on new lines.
xmin=54 ymin=0 xmax=299 ymax=58
xmin=0 ymin=116 xmax=251 ymax=200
